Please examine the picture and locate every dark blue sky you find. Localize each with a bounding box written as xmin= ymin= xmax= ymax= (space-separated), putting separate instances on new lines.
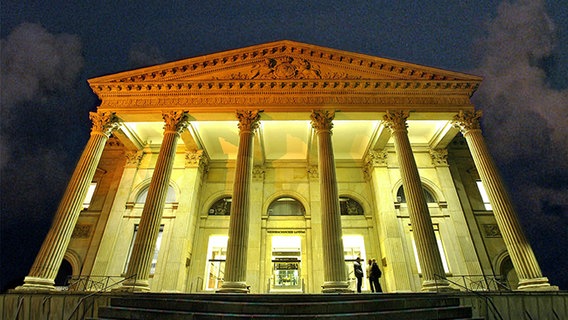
xmin=1 ymin=0 xmax=567 ymax=291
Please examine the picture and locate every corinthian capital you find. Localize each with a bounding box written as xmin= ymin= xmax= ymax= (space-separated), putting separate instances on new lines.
xmin=382 ymin=110 xmax=409 ymax=133
xmin=236 ymin=110 xmax=261 ymax=133
xmin=89 ymin=112 xmax=120 ymax=136
xmin=310 ymin=110 xmax=335 ymax=132
xmin=163 ymin=111 xmax=190 ymax=134
xmin=452 ymin=110 xmax=483 ymax=134
xmin=429 ymin=148 xmax=448 ymax=166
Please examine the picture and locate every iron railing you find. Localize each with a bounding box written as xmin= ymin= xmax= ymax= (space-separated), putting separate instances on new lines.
xmin=435 ymin=274 xmax=504 ymax=320
xmin=443 ymin=274 xmax=511 ymax=292
xmin=65 ymin=274 xmax=137 ymax=320
xmin=66 ymin=275 xmax=134 ymax=292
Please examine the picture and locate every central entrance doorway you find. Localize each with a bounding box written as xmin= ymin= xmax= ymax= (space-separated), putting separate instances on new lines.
xmin=270 ymin=235 xmax=302 ymax=292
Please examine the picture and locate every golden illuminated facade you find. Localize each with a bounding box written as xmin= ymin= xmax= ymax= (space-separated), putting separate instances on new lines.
xmin=16 ymin=40 xmax=557 ymax=293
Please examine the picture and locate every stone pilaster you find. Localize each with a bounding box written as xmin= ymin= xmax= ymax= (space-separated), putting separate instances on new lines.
xmin=383 ymin=111 xmax=450 ymax=291
xmin=119 ymin=111 xmax=189 ymax=292
xmin=17 ymin=112 xmax=120 ymax=291
xmin=218 ymin=110 xmax=260 ymax=293
xmin=310 ymin=110 xmax=350 ymax=293
xmin=429 ymin=148 xmax=484 ymax=277
xmin=452 ymin=110 xmax=557 ymax=291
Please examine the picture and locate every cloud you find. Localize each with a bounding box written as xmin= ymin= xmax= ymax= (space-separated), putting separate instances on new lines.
xmin=471 ymin=0 xmax=568 ymax=289
xmin=128 ymin=42 xmax=166 ymax=69
xmin=1 ymin=22 xmax=83 ymax=108
xmin=0 ymin=23 xmax=85 ymax=291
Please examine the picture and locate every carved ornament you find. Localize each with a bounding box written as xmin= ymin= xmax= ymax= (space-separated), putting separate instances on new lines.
xmin=236 ymin=110 xmax=261 ymax=133
xmin=125 ymin=150 xmax=144 ymax=167
xmin=452 ymin=110 xmax=483 ymax=134
xmin=429 ymin=149 xmax=448 ymax=166
xmin=382 ymin=110 xmax=409 ymax=133
xmin=310 ymin=110 xmax=335 ymax=132
xmin=89 ymin=112 xmax=120 ymax=136
xmin=163 ymin=111 xmax=190 ymax=134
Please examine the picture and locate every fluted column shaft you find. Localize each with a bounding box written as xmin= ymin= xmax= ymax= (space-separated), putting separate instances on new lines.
xmin=219 ymin=110 xmax=260 ymax=293
xmin=18 ymin=112 xmax=120 ymax=291
xmin=453 ymin=110 xmax=556 ymax=291
xmin=383 ymin=111 xmax=450 ymax=291
xmin=311 ymin=110 xmax=350 ymax=293
xmin=121 ymin=111 xmax=189 ymax=292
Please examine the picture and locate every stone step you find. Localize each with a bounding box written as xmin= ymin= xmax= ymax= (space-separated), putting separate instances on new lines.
xmin=106 ymin=295 xmax=462 ymax=315
xmin=96 ymin=293 xmax=478 ymax=320
xmin=98 ymin=306 xmax=474 ymax=320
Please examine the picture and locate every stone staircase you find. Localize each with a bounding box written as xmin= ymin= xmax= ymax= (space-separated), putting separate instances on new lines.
xmin=95 ymin=293 xmax=482 ymax=319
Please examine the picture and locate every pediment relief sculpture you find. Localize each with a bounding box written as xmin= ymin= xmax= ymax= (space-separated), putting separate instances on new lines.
xmin=90 ymin=41 xmax=480 ymax=85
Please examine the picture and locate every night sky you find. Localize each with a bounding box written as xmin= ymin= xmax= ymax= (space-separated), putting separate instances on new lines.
xmin=1 ymin=0 xmax=567 ymax=292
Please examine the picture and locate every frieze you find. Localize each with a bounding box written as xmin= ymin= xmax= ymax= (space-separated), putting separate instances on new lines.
xmin=99 ymin=95 xmax=472 ymax=109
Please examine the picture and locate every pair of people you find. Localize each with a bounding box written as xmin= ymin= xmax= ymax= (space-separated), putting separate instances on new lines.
xmin=353 ymin=257 xmax=382 ymax=293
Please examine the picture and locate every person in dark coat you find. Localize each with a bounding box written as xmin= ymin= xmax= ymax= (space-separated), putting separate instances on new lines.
xmin=371 ymin=259 xmax=382 ymax=293
xmin=353 ymin=257 xmax=364 ymax=293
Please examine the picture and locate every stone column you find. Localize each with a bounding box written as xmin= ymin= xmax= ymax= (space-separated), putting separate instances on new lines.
xmin=218 ymin=110 xmax=260 ymax=293
xmin=310 ymin=110 xmax=350 ymax=293
xmin=17 ymin=112 xmax=120 ymax=291
xmin=120 ymin=111 xmax=189 ymax=292
xmin=383 ymin=111 xmax=450 ymax=292
xmin=452 ymin=110 xmax=557 ymax=291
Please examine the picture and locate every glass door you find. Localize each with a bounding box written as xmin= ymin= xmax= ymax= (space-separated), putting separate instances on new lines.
xmin=271 ymin=236 xmax=301 ymax=291
xmin=205 ymin=236 xmax=227 ymax=290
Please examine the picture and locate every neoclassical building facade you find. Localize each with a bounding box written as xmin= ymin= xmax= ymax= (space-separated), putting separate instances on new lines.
xmin=17 ymin=40 xmax=556 ymax=293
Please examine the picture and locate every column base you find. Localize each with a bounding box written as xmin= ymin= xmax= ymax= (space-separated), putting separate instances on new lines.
xmin=13 ymin=276 xmax=55 ymax=292
xmin=517 ymin=277 xmax=559 ymax=291
xmin=217 ymin=281 xmax=250 ymax=293
xmin=421 ymin=279 xmax=457 ymax=292
xmin=112 ymin=278 xmax=151 ymax=292
xmin=321 ymin=281 xmax=352 ymax=293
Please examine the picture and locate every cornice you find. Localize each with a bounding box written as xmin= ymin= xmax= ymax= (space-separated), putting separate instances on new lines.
xmin=90 ymin=79 xmax=479 ymax=96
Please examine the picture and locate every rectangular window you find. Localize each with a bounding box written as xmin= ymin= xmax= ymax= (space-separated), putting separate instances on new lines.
xmin=476 ymin=180 xmax=492 ymax=210
xmin=410 ymin=224 xmax=450 ymax=274
xmin=82 ymin=182 xmax=97 ymax=209
xmin=124 ymin=224 xmax=164 ymax=275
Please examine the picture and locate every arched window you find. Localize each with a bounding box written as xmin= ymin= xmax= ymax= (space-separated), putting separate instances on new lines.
xmin=339 ymin=197 xmax=364 ymax=215
xmin=396 ymin=185 xmax=436 ymax=203
xmin=209 ymin=197 xmax=232 ymax=215
xmin=267 ymin=197 xmax=305 ymax=216
xmin=136 ymin=185 xmax=177 ymax=203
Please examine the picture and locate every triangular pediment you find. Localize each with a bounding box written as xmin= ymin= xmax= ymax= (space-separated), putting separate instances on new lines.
xmin=89 ymin=40 xmax=481 ymax=84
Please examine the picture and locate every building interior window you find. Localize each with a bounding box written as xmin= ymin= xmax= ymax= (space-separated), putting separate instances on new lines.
xmin=476 ymin=180 xmax=493 ymax=210
xmin=396 ymin=185 xmax=436 ymax=203
xmin=136 ymin=185 xmax=176 ymax=204
xmin=271 ymin=236 xmax=301 ymax=290
xmin=82 ymin=182 xmax=97 ymax=209
xmin=339 ymin=197 xmax=364 ymax=215
xmin=409 ymin=224 xmax=450 ymax=274
xmin=208 ymin=197 xmax=232 ymax=215
xmin=205 ymin=236 xmax=227 ymax=290
xmin=267 ymin=197 xmax=305 ymax=216
xmin=124 ymin=224 xmax=164 ymax=275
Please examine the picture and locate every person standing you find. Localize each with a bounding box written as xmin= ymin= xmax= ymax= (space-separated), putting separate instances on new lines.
xmin=353 ymin=257 xmax=364 ymax=293
xmin=371 ymin=259 xmax=383 ymax=293
xmin=367 ymin=259 xmax=376 ymax=292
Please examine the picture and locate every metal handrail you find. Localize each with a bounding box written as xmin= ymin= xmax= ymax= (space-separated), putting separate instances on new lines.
xmin=435 ymin=274 xmax=504 ymax=320
xmin=66 ymin=274 xmax=137 ymax=320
